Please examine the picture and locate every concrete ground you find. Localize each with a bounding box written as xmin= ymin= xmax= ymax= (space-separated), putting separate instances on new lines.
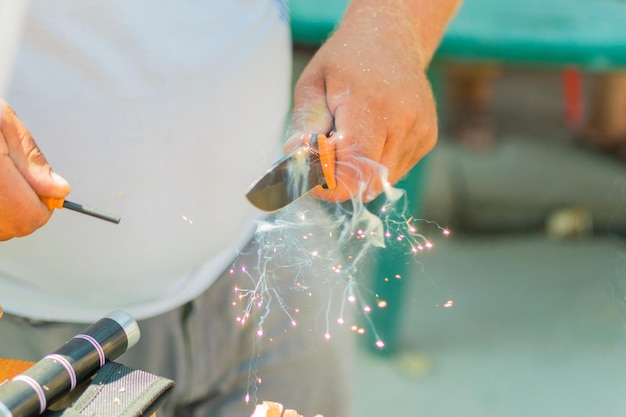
xmin=351 ymin=66 xmax=626 ymax=416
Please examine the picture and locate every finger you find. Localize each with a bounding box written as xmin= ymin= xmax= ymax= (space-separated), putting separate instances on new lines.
xmin=312 ymin=97 xmax=387 ymax=202
xmin=0 ymin=152 xmax=52 ymax=239
xmin=285 ymin=76 xmax=334 ymax=153
xmin=379 ymin=131 xmax=415 ymax=185
xmin=380 ymin=116 xmax=438 ymax=185
xmin=0 ymin=101 xmax=71 ymax=198
xmin=310 ymin=152 xmax=387 ymax=203
xmin=310 ymin=138 xmax=386 ymax=203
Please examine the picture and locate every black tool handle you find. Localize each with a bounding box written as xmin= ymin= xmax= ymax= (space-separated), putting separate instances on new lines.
xmin=0 ymin=311 xmax=140 ymax=417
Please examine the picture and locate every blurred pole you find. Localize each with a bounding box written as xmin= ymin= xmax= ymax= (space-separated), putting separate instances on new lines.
xmin=563 ymin=67 xmax=584 ymax=130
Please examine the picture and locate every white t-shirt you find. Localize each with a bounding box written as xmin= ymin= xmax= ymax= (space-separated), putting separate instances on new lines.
xmin=0 ymin=0 xmax=292 ymax=322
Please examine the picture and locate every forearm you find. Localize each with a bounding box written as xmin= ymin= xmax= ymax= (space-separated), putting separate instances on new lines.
xmin=338 ymin=0 xmax=462 ymax=69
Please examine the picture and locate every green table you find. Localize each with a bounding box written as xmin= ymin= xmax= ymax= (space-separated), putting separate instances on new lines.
xmin=292 ymin=0 xmax=626 ymax=69
xmin=439 ymin=0 xmax=626 ymax=69
xmin=290 ymin=0 xmax=626 ymax=354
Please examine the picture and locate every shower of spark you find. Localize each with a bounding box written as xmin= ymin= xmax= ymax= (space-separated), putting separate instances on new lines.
xmin=230 ymin=146 xmax=450 ymax=404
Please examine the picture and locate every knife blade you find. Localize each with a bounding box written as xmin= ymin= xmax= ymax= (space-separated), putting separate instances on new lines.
xmin=246 ymin=134 xmax=335 ymax=212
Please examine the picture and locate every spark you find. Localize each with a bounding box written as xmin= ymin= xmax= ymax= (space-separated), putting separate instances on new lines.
xmin=231 ymin=148 xmax=451 ymax=406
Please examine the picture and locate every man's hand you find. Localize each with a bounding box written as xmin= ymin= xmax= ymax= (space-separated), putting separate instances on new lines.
xmin=287 ymin=0 xmax=461 ymax=203
xmin=0 ymin=100 xmax=71 ymax=240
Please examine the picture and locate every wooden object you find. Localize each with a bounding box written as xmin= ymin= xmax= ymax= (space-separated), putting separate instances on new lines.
xmin=250 ymin=401 xmax=322 ymax=417
xmin=0 ymin=358 xmax=34 ymax=382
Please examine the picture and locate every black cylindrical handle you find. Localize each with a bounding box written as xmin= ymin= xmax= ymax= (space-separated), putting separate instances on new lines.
xmin=0 ymin=311 xmax=140 ymax=417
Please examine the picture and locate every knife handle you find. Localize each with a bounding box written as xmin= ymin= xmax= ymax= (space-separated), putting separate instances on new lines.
xmin=40 ymin=196 xmax=65 ymax=209
xmin=316 ymin=134 xmax=336 ymax=190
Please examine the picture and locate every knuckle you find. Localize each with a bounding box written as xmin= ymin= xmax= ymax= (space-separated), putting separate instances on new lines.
xmin=25 ymin=141 xmax=48 ymax=165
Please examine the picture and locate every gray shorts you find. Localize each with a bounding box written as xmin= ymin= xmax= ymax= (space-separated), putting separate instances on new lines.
xmin=0 ymin=236 xmax=355 ymax=417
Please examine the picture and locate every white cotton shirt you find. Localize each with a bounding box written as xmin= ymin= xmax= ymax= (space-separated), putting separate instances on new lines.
xmin=0 ymin=0 xmax=292 ymax=322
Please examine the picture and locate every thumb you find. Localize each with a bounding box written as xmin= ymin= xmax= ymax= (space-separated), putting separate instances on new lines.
xmin=285 ymin=83 xmax=334 ymax=153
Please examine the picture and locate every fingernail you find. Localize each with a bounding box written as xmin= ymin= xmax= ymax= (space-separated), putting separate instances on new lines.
xmin=51 ymin=171 xmax=69 ymax=186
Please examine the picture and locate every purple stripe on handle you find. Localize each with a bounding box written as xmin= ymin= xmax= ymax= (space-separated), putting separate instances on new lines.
xmin=12 ymin=376 xmax=46 ymax=414
xmin=73 ymin=334 xmax=105 ymax=367
xmin=44 ymin=354 xmax=77 ymax=391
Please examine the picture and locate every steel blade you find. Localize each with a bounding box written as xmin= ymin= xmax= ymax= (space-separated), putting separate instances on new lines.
xmin=246 ymin=146 xmax=326 ymax=212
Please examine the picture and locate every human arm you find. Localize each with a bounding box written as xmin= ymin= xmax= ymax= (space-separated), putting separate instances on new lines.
xmin=0 ymin=100 xmax=71 ymax=240
xmin=287 ymin=0 xmax=462 ymax=202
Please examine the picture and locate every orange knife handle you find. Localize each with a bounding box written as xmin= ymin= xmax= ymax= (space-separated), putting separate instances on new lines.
xmin=317 ymin=134 xmax=336 ymax=190
xmin=40 ymin=196 xmax=64 ymax=209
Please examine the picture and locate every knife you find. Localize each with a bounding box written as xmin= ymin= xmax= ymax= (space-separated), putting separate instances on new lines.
xmin=246 ymin=133 xmax=336 ymax=212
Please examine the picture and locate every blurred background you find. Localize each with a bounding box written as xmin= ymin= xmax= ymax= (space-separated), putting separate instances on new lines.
xmin=291 ymin=0 xmax=626 ymax=416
